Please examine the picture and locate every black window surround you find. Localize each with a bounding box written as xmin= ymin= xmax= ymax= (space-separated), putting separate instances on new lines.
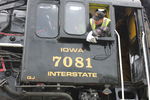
xmin=36 ymin=3 xmax=58 ymax=38
xmin=64 ymin=2 xmax=86 ymax=35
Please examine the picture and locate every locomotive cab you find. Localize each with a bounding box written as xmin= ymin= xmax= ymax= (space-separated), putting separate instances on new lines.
xmin=21 ymin=0 xmax=118 ymax=85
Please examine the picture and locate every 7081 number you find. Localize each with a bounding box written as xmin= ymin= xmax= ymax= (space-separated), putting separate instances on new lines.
xmin=52 ymin=56 xmax=93 ymax=68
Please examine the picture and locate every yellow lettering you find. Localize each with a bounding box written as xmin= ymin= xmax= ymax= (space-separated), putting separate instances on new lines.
xmin=82 ymin=73 xmax=89 ymax=77
xmin=61 ymin=72 xmax=66 ymax=76
xmin=69 ymin=48 xmax=78 ymax=52
xmin=87 ymin=73 xmax=92 ymax=77
xmin=64 ymin=48 xmax=69 ymax=52
xmin=53 ymin=56 xmax=62 ymax=67
xmin=78 ymin=72 xmax=83 ymax=77
xmin=75 ymin=57 xmax=84 ymax=68
xmin=86 ymin=58 xmax=93 ymax=68
xmin=48 ymin=72 xmax=97 ymax=78
xmin=60 ymin=48 xmax=84 ymax=53
xmin=66 ymin=72 xmax=72 ymax=76
xmin=78 ymin=48 xmax=84 ymax=53
xmin=92 ymin=73 xmax=97 ymax=78
xmin=57 ymin=72 xmax=61 ymax=76
xmin=52 ymin=56 xmax=93 ymax=69
xmin=27 ymin=76 xmax=35 ymax=80
xmin=63 ymin=57 xmax=73 ymax=67
xmin=48 ymin=72 xmax=57 ymax=76
xmin=60 ymin=48 xmax=63 ymax=52
xmin=72 ymin=72 xmax=78 ymax=77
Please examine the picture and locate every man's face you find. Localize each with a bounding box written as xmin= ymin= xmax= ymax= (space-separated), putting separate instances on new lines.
xmin=95 ymin=19 xmax=103 ymax=25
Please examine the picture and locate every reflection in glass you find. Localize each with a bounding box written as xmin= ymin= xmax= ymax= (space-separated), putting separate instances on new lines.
xmin=65 ymin=2 xmax=86 ymax=35
xmin=36 ymin=4 xmax=58 ymax=38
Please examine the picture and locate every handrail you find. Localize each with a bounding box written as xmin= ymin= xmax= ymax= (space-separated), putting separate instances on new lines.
xmin=115 ymin=30 xmax=125 ymax=100
xmin=142 ymin=31 xmax=150 ymax=100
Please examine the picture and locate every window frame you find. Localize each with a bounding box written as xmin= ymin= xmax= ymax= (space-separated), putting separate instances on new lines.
xmin=63 ymin=0 xmax=87 ymax=36
xmin=59 ymin=0 xmax=115 ymax=41
xmin=64 ymin=2 xmax=86 ymax=35
xmin=35 ymin=2 xmax=59 ymax=39
xmin=88 ymin=1 xmax=115 ymax=40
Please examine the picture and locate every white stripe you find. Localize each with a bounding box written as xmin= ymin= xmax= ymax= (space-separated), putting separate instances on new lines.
xmin=0 ymin=43 xmax=23 ymax=47
xmin=142 ymin=32 xmax=150 ymax=100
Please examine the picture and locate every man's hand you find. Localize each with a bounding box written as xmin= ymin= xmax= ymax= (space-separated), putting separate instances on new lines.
xmin=86 ymin=31 xmax=97 ymax=43
xmin=100 ymin=26 xmax=109 ymax=32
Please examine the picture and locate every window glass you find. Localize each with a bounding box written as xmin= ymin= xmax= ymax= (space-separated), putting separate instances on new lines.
xmin=36 ymin=4 xmax=58 ymax=38
xmin=65 ymin=2 xmax=86 ymax=35
xmin=0 ymin=11 xmax=8 ymax=23
xmin=11 ymin=10 xmax=26 ymax=33
xmin=0 ymin=10 xmax=9 ymax=31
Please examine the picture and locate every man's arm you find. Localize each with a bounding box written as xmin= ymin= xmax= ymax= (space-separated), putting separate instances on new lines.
xmin=91 ymin=22 xmax=111 ymax=37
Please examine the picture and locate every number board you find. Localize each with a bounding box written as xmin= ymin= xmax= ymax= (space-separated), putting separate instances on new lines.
xmin=21 ymin=43 xmax=118 ymax=84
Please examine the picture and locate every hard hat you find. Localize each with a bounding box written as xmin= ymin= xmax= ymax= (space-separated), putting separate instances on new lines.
xmin=93 ymin=11 xmax=105 ymax=21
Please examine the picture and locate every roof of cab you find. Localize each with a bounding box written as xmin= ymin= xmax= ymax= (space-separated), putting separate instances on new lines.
xmin=88 ymin=0 xmax=142 ymax=7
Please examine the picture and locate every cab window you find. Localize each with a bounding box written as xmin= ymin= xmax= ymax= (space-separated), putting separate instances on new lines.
xmin=89 ymin=3 xmax=110 ymax=18
xmin=0 ymin=10 xmax=9 ymax=31
xmin=36 ymin=3 xmax=58 ymax=38
xmin=64 ymin=2 xmax=86 ymax=35
xmin=89 ymin=3 xmax=111 ymax=37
